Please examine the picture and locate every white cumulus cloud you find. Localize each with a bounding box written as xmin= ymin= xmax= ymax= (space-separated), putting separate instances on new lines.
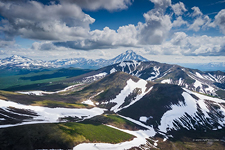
xmin=144 ymin=33 xmax=225 ymax=56
xmin=171 ymin=2 xmax=187 ymax=16
xmin=213 ymin=9 xmax=225 ymax=34
xmin=170 ymin=33 xmax=225 ymax=56
xmin=188 ymin=17 xmax=205 ymax=31
xmin=187 ymin=7 xmax=212 ymax=32
xmin=150 ymin=0 xmax=171 ymax=9
xmin=191 ymin=6 xmax=203 ymax=17
xmin=138 ymin=10 xmax=172 ymax=44
xmin=172 ymin=16 xmax=188 ymax=27
xmin=0 ymin=1 xmax=95 ymax=41
xmin=61 ymin=0 xmax=133 ymax=11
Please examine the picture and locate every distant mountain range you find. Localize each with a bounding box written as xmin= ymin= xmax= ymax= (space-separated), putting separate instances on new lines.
xmin=1 ymin=50 xmax=224 ymax=71
xmin=200 ymin=62 xmax=225 ymax=71
xmin=0 ymin=50 xmax=148 ymax=70
xmin=51 ymin=50 xmax=148 ymax=69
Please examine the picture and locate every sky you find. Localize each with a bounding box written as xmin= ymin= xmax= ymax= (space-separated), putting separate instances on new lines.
xmin=0 ymin=0 xmax=225 ymax=64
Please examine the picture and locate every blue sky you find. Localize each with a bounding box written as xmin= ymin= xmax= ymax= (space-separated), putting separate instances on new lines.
xmin=86 ymin=0 xmax=223 ymax=30
xmin=0 ymin=0 xmax=225 ymax=64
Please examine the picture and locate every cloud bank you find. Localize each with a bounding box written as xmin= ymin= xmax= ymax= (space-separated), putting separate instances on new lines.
xmin=0 ymin=0 xmax=225 ymax=57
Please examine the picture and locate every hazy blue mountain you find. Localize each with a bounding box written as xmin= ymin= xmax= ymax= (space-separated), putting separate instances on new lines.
xmin=178 ymin=62 xmax=225 ymax=71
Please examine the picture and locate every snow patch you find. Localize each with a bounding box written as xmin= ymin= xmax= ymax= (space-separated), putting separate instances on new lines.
xmin=197 ymin=99 xmax=210 ymax=118
xmin=57 ymin=84 xmax=83 ymax=93
xmin=208 ymin=73 xmax=219 ymax=82
xmin=122 ymin=86 xmax=153 ymax=111
xmin=147 ymin=66 xmax=160 ymax=81
xmin=193 ymin=80 xmax=204 ymax=93
xmin=139 ymin=116 xmax=148 ymax=123
xmin=193 ymin=80 xmax=215 ymax=95
xmin=82 ymin=100 xmax=95 ymax=106
xmin=110 ymin=68 xmax=117 ymax=74
xmin=178 ymin=78 xmax=183 ymax=86
xmin=204 ymin=85 xmax=215 ymax=94
xmin=193 ymin=80 xmax=201 ymax=89
xmin=110 ymin=79 xmax=152 ymax=112
xmin=196 ymin=72 xmax=204 ymax=79
xmin=119 ymin=115 xmax=154 ymax=131
xmin=183 ymin=88 xmax=225 ymax=105
xmin=161 ymin=79 xmax=172 ymax=84
xmin=82 ymin=90 xmax=104 ymax=106
xmin=18 ymin=91 xmax=52 ymax=96
xmin=118 ymin=62 xmax=126 ymax=72
xmin=83 ymin=72 xmax=107 ymax=82
xmin=18 ymin=84 xmax=83 ymax=96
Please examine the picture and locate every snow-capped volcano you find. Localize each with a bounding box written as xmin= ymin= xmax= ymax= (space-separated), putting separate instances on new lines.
xmin=110 ymin=50 xmax=148 ymax=64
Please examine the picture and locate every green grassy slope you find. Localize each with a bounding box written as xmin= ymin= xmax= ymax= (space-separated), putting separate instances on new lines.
xmin=89 ymin=114 xmax=147 ymax=130
xmin=0 ymin=121 xmax=134 ymax=150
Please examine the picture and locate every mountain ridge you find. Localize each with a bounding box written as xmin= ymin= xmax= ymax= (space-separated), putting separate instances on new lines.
xmin=63 ymin=60 xmax=225 ymax=100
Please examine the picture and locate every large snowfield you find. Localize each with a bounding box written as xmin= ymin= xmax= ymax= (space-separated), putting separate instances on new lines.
xmin=158 ymin=88 xmax=225 ymax=132
xmin=0 ymin=99 xmax=105 ymax=128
